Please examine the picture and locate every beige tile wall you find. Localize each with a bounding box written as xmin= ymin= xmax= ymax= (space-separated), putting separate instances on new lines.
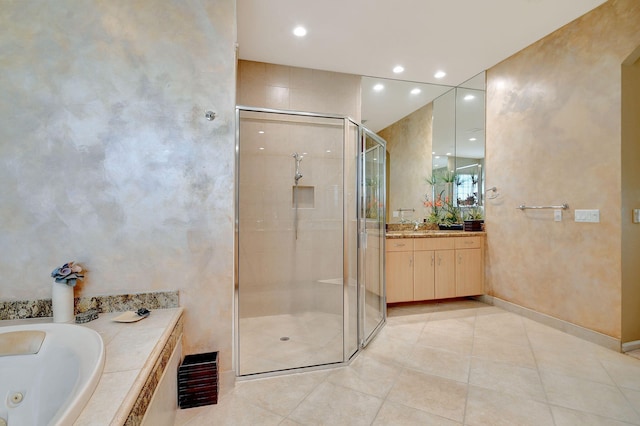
xmin=238 ymin=60 xmax=361 ymax=121
xmin=238 ymin=114 xmax=345 ymax=316
xmin=236 ymin=61 xmax=362 ymax=317
xmin=485 ymin=0 xmax=640 ymax=340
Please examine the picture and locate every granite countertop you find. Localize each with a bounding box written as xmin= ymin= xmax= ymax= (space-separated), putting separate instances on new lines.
xmin=386 ymin=230 xmax=486 ymax=239
xmin=0 ymin=307 xmax=184 ymax=425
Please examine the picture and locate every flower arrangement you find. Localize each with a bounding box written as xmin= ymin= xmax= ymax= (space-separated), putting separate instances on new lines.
xmin=51 ymin=262 xmax=84 ymax=287
xmin=423 ymin=190 xmax=444 ymax=224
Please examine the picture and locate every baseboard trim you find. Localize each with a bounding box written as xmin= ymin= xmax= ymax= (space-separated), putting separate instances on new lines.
xmin=473 ymin=295 xmax=621 ymax=352
xmin=622 ymin=340 xmax=640 ymax=353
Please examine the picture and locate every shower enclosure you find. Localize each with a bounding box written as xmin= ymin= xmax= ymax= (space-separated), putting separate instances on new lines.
xmin=236 ymin=107 xmax=386 ymax=376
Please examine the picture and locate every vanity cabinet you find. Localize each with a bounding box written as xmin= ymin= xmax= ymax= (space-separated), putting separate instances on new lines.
xmin=386 ymin=235 xmax=484 ymax=303
xmin=454 ymin=237 xmax=483 ymax=297
xmin=386 ymin=239 xmax=414 ymax=303
xmin=415 ymin=238 xmax=456 ymax=300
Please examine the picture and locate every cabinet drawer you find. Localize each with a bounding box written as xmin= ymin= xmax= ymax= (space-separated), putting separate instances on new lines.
xmin=386 ymin=238 xmax=414 ymax=252
xmin=454 ymin=237 xmax=483 ymax=249
xmin=414 ymin=238 xmax=455 ymax=251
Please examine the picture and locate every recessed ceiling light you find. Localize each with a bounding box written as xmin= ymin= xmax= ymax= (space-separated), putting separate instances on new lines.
xmin=293 ymin=26 xmax=307 ymax=37
xmin=326 ymin=150 xmax=331 ymax=153
xmin=434 ymin=70 xmax=446 ymax=79
xmin=393 ymin=65 xmax=404 ymax=74
xmin=446 ymin=152 xmax=452 ymax=156
xmin=464 ymin=94 xmax=475 ymax=101
xmin=410 ymin=88 xmax=421 ymax=95
xmin=432 ymin=151 xmax=435 ymax=154
xmin=469 ymin=137 xmax=477 ymax=141
xmin=435 ymin=156 xmax=440 ymax=159
xmin=258 ymin=131 xmax=265 ymax=134
xmin=373 ymin=83 xmax=384 ymax=92
xmin=259 ymin=147 xmax=265 ymax=150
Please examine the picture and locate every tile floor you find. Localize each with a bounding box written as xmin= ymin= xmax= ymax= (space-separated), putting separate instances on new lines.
xmin=174 ymin=300 xmax=640 ymax=425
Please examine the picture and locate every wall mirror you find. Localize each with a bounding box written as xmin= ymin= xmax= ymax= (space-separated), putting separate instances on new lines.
xmin=361 ymin=72 xmax=485 ymax=224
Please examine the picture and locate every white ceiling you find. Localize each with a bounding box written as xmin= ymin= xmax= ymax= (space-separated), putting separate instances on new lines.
xmin=237 ymin=0 xmax=606 ymax=87
xmin=236 ymin=0 xmax=605 ymax=164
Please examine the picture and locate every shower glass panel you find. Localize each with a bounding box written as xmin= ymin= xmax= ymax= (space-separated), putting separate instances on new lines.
xmin=361 ymin=130 xmax=386 ymax=345
xmin=237 ymin=110 xmax=346 ymax=375
xmin=236 ymin=107 xmax=386 ymax=377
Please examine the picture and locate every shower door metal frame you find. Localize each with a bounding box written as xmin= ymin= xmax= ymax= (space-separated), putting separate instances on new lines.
xmin=357 ymin=126 xmax=387 ymax=349
xmin=234 ymin=106 xmax=386 ymax=378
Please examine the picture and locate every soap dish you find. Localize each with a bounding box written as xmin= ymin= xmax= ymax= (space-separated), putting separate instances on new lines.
xmin=113 ymin=308 xmax=151 ymax=323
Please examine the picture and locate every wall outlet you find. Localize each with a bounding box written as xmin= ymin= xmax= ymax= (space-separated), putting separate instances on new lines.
xmin=575 ymin=209 xmax=600 ymax=223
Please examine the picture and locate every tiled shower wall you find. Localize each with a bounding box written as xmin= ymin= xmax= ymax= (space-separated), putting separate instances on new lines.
xmin=237 ymin=60 xmax=361 ymax=121
xmin=238 ymin=114 xmax=345 ymax=317
xmin=237 ymin=61 xmax=361 ymax=317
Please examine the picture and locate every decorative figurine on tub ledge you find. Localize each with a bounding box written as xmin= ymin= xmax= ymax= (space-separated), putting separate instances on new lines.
xmin=50 ymin=261 xmax=84 ymax=323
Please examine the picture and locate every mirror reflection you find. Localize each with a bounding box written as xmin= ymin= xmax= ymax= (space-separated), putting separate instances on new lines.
xmin=361 ymin=72 xmax=485 ymax=226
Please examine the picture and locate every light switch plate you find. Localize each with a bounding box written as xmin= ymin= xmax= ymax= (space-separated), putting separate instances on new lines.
xmin=575 ymin=209 xmax=600 ymax=223
xmin=634 ymin=209 xmax=640 ymax=223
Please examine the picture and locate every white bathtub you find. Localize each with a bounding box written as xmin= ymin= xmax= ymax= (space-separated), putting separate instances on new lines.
xmin=0 ymin=323 xmax=105 ymax=426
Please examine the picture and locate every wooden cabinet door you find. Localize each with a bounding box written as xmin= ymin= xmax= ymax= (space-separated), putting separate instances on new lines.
xmin=386 ymin=251 xmax=414 ymax=303
xmin=434 ymin=250 xmax=456 ymax=299
xmin=414 ymin=250 xmax=435 ymax=300
xmin=455 ymin=248 xmax=483 ymax=296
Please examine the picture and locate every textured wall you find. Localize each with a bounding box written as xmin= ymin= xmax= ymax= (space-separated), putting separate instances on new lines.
xmin=486 ymin=0 xmax=640 ymax=339
xmin=378 ymin=103 xmax=433 ymax=223
xmin=621 ymin=47 xmax=640 ymax=343
xmin=0 ymin=1 xmax=236 ymax=367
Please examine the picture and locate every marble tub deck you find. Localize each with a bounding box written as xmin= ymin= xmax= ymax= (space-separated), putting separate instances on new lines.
xmin=0 ymin=307 xmax=183 ymax=425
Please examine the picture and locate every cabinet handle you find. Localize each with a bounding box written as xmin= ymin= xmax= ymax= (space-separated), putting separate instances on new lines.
xmin=395 ymin=243 xmax=406 ymax=247
xmin=409 ymin=257 xmax=413 ymax=267
xmin=431 ymin=254 xmax=434 ymax=266
xmin=458 ymin=254 xmax=462 ymax=264
xmin=437 ymin=255 xmax=441 ymax=266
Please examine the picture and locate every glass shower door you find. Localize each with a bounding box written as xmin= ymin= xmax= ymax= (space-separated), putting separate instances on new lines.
xmin=360 ymin=130 xmax=386 ymax=345
xmin=237 ymin=109 xmax=345 ymax=376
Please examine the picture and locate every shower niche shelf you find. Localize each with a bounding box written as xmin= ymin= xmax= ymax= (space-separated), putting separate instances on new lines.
xmin=292 ymin=186 xmax=315 ymax=209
